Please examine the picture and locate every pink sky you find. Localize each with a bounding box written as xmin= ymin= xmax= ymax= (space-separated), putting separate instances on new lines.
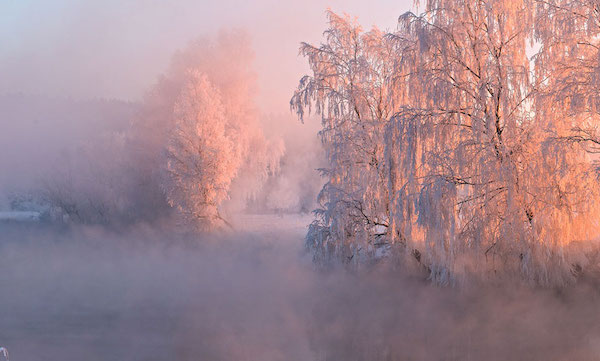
xmin=0 ymin=0 xmax=412 ymax=114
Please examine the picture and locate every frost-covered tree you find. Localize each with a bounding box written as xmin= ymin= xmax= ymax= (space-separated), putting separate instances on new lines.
xmin=291 ymin=11 xmax=399 ymax=263
xmin=296 ymin=5 xmax=600 ymax=285
xmin=164 ymin=71 xmax=238 ymax=229
xmin=134 ymin=31 xmax=283 ymax=230
xmin=385 ymin=0 xmax=600 ymax=285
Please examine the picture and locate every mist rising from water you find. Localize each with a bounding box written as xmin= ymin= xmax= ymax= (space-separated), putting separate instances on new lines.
xmin=1 ymin=218 xmax=600 ymax=361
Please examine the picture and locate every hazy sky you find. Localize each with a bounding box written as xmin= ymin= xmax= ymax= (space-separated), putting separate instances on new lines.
xmin=0 ymin=0 xmax=413 ymax=113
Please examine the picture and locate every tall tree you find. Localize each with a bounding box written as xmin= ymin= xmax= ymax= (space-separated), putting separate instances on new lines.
xmin=291 ymin=11 xmax=399 ymax=263
xmin=391 ymin=0 xmax=600 ymax=284
xmin=295 ymin=5 xmax=600 ymax=285
xmin=387 ymin=0 xmax=553 ymax=283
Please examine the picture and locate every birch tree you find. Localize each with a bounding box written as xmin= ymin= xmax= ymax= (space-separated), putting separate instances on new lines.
xmin=390 ymin=0 xmax=600 ymax=284
xmin=164 ymin=71 xmax=238 ymax=229
xmin=291 ymin=11 xmax=399 ymax=263
xmin=134 ymin=31 xmax=283 ymax=230
xmin=295 ymin=5 xmax=600 ymax=285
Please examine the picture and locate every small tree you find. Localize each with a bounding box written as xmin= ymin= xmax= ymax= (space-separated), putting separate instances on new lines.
xmin=164 ymin=71 xmax=239 ymax=229
xmin=158 ymin=32 xmax=283 ymax=230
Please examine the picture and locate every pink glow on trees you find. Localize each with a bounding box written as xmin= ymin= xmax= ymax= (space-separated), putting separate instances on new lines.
xmin=295 ymin=5 xmax=600 ymax=285
xmin=292 ymin=11 xmax=401 ymax=263
xmin=132 ymin=31 xmax=283 ymax=230
xmin=164 ymin=71 xmax=239 ymax=228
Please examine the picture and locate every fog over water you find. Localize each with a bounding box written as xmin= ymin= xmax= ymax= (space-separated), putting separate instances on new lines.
xmin=1 ymin=217 xmax=600 ymax=360
xmin=2 ymin=1 xmax=600 ymax=360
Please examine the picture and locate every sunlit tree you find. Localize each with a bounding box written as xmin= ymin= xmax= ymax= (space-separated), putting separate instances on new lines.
xmin=164 ymin=71 xmax=238 ymax=229
xmin=133 ymin=31 xmax=283 ymax=230
xmin=295 ymin=4 xmax=600 ymax=285
xmin=291 ymin=11 xmax=399 ymax=263
xmin=385 ymin=0 xmax=600 ymax=284
xmin=534 ymin=0 xmax=600 ymax=150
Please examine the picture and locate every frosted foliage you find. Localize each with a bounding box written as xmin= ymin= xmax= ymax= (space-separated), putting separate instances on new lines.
xmin=295 ymin=5 xmax=600 ymax=286
xmin=535 ymin=0 xmax=600 ymax=152
xmin=291 ymin=12 xmax=400 ymax=265
xmin=164 ymin=72 xmax=238 ymax=229
xmin=136 ymin=32 xmax=283 ymax=230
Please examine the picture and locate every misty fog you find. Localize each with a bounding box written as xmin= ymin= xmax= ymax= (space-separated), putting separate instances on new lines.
xmin=2 ymin=221 xmax=600 ymax=360
xmin=3 ymin=0 xmax=600 ymax=360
